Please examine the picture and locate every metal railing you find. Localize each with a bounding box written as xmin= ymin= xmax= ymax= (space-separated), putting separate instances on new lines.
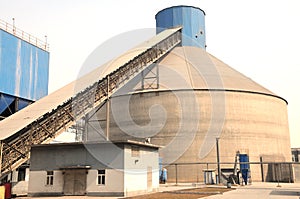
xmin=161 ymin=161 xmax=300 ymax=185
xmin=0 ymin=28 xmax=182 ymax=177
xmin=0 ymin=19 xmax=49 ymax=51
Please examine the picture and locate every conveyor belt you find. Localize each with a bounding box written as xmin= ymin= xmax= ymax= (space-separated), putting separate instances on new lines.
xmin=0 ymin=27 xmax=182 ymax=177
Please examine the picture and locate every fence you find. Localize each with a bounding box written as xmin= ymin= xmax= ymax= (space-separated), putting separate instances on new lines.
xmin=161 ymin=162 xmax=300 ymax=184
xmin=0 ymin=19 xmax=48 ymax=51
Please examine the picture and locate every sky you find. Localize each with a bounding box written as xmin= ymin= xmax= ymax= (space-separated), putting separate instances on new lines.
xmin=0 ymin=0 xmax=300 ymax=147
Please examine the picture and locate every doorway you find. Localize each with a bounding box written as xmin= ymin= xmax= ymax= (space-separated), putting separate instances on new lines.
xmin=147 ymin=166 xmax=152 ymax=192
xmin=63 ymin=169 xmax=87 ymax=195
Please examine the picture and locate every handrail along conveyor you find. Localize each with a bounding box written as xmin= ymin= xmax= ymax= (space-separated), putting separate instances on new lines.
xmin=0 ymin=27 xmax=182 ymax=178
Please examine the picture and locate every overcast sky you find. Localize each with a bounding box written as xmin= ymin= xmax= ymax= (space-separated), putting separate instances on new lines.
xmin=1 ymin=0 xmax=300 ymax=147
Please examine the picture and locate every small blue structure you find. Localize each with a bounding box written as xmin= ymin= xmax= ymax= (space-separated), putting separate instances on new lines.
xmin=159 ymin=157 xmax=167 ymax=183
xmin=239 ymin=154 xmax=250 ymax=185
xmin=0 ymin=20 xmax=49 ymax=119
xmin=155 ymin=5 xmax=206 ymax=49
xmin=160 ymin=168 xmax=167 ymax=184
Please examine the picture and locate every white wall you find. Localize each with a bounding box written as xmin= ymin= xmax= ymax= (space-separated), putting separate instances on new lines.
xmin=86 ymin=169 xmax=124 ymax=195
xmin=28 ymin=143 xmax=159 ymax=197
xmin=29 ymin=169 xmax=125 ymax=196
xmin=11 ymin=168 xmax=30 ymax=196
xmin=123 ymin=145 xmax=159 ymax=196
xmin=28 ymin=170 xmax=64 ymax=196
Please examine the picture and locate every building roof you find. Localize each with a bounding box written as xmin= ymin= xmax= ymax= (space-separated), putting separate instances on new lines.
xmin=155 ymin=5 xmax=206 ymax=17
xmin=114 ymin=46 xmax=287 ymax=104
xmin=31 ymin=140 xmax=160 ymax=149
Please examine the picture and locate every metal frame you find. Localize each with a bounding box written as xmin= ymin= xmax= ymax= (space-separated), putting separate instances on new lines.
xmin=0 ymin=28 xmax=182 ymax=177
xmin=141 ymin=63 xmax=159 ymax=90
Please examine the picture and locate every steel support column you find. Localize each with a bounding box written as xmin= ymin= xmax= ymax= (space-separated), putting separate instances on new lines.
xmin=106 ymin=76 xmax=110 ymax=141
xmin=0 ymin=141 xmax=3 ymax=175
xmin=216 ymin=138 xmax=221 ymax=184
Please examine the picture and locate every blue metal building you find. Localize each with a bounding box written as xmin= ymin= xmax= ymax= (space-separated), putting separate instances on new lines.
xmin=0 ymin=20 xmax=49 ymax=119
xmin=155 ymin=5 xmax=206 ymax=49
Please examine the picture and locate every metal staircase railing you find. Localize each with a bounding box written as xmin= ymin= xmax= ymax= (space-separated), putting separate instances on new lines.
xmin=0 ymin=27 xmax=182 ymax=177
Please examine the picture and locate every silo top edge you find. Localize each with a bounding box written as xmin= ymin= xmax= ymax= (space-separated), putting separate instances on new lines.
xmin=113 ymin=88 xmax=288 ymax=105
xmin=155 ymin=5 xmax=206 ymax=19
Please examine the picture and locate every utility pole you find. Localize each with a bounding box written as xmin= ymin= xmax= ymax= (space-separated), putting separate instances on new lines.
xmin=216 ymin=137 xmax=221 ymax=184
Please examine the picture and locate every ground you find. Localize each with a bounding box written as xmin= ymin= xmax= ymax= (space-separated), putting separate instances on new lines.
xmin=125 ymin=187 xmax=234 ymax=199
xmin=16 ymin=182 xmax=300 ymax=199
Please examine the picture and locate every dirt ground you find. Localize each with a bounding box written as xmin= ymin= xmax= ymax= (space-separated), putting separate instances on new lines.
xmin=125 ymin=187 xmax=235 ymax=199
xmin=16 ymin=185 xmax=234 ymax=199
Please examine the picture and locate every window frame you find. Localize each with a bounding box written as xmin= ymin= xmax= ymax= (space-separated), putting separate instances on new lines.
xmin=46 ymin=171 xmax=54 ymax=186
xmin=17 ymin=167 xmax=26 ymax=182
xmin=97 ymin=169 xmax=106 ymax=185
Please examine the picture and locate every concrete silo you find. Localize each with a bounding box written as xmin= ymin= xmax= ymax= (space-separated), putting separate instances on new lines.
xmin=85 ymin=6 xmax=292 ymax=183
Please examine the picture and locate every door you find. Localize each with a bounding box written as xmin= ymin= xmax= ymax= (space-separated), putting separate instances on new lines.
xmin=63 ymin=169 xmax=87 ymax=195
xmin=147 ymin=166 xmax=152 ymax=192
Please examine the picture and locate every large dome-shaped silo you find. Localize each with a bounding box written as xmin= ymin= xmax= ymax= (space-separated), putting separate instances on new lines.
xmin=85 ymin=6 xmax=292 ymax=183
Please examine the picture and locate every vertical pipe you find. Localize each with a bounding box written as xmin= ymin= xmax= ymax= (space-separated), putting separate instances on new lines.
xmin=141 ymin=70 xmax=144 ymax=90
xmin=0 ymin=141 xmax=3 ymax=176
xmin=260 ymin=156 xmax=264 ymax=182
xmin=216 ymin=138 xmax=221 ymax=184
xmin=289 ymin=163 xmax=294 ymax=183
xmin=175 ymin=164 xmax=178 ymax=185
xmin=44 ymin=35 xmax=47 ymax=50
xmin=10 ymin=170 xmax=13 ymax=182
xmin=15 ymin=97 xmax=19 ymax=113
xmin=288 ymin=163 xmax=291 ymax=183
xmin=106 ymin=76 xmax=110 ymax=141
xmin=156 ymin=63 xmax=159 ymax=89
xmin=83 ymin=115 xmax=88 ymax=142
xmin=276 ymin=163 xmax=281 ymax=187
xmin=106 ymin=99 xmax=110 ymax=141
xmin=12 ymin=18 xmax=15 ymax=34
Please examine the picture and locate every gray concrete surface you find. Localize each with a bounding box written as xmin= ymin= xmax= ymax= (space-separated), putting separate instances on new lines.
xmin=204 ymin=182 xmax=300 ymax=199
xmin=17 ymin=182 xmax=300 ymax=199
xmin=16 ymin=183 xmax=197 ymax=199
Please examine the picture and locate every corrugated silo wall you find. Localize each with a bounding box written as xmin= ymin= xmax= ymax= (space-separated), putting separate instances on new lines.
xmin=0 ymin=29 xmax=49 ymax=101
xmin=86 ymin=91 xmax=292 ymax=183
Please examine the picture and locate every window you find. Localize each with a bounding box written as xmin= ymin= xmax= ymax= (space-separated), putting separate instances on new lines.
xmin=46 ymin=171 xmax=54 ymax=185
xmin=97 ymin=170 xmax=105 ymax=185
xmin=131 ymin=146 xmax=140 ymax=157
xmin=17 ymin=167 xmax=26 ymax=181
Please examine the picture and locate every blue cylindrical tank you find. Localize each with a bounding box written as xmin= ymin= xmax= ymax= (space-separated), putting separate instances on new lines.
xmin=155 ymin=5 xmax=206 ymax=49
xmin=0 ymin=22 xmax=49 ymax=118
xmin=0 ymin=27 xmax=49 ymax=102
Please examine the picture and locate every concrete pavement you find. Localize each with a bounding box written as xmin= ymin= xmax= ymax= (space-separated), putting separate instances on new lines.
xmin=17 ymin=182 xmax=300 ymax=198
xmin=203 ymin=182 xmax=300 ymax=199
xmin=17 ymin=183 xmax=198 ymax=199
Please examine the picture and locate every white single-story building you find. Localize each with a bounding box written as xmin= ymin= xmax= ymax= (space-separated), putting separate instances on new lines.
xmin=28 ymin=140 xmax=159 ymax=197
